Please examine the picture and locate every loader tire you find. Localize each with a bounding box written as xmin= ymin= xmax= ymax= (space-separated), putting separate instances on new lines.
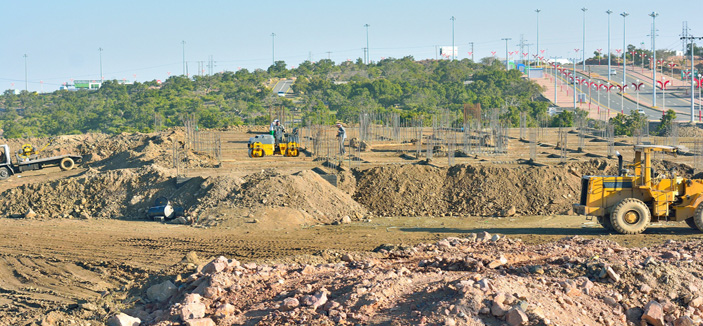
xmin=610 ymin=198 xmax=650 ymax=234
xmin=59 ymin=157 xmax=75 ymax=171
xmin=685 ymin=217 xmax=698 ymax=230
xmin=692 ymin=204 xmax=703 ymax=232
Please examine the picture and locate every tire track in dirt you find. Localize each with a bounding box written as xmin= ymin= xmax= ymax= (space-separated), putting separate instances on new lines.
xmin=0 ymin=253 xmax=143 ymax=325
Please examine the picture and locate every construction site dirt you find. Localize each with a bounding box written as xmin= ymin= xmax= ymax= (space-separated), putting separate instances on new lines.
xmin=3 ymin=125 xmax=703 ymax=325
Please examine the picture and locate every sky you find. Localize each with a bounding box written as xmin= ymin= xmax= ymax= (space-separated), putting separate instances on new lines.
xmin=2 ymin=0 xmax=702 ymax=92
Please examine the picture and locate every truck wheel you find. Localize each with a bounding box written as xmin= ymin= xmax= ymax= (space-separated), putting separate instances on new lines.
xmin=692 ymin=204 xmax=703 ymax=232
xmin=60 ymin=157 xmax=75 ymax=171
xmin=0 ymin=167 xmax=10 ymax=180
xmin=610 ymin=198 xmax=650 ymax=234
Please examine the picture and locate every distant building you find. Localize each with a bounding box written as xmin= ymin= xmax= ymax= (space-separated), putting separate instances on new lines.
xmin=73 ymin=80 xmax=102 ymax=90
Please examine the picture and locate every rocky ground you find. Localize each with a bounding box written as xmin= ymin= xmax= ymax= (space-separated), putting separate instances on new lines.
xmin=103 ymin=234 xmax=703 ymax=326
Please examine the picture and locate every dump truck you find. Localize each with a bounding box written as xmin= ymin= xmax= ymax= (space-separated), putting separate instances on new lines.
xmin=0 ymin=144 xmax=81 ymax=180
xmin=573 ymin=145 xmax=703 ymax=234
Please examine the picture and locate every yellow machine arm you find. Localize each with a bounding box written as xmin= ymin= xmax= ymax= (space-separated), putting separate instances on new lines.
xmin=18 ymin=137 xmax=55 ymax=159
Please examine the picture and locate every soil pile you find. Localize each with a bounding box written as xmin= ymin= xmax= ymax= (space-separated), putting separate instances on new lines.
xmin=233 ymin=169 xmax=367 ymax=223
xmin=354 ymin=163 xmax=583 ymax=217
xmin=0 ymin=167 xmax=365 ymax=224
xmin=0 ymin=129 xmax=218 ymax=170
xmin=354 ymin=159 xmax=696 ymax=217
xmin=0 ymin=165 xmax=210 ymax=219
xmin=678 ymin=125 xmax=703 ymax=138
xmin=118 ymin=235 xmax=703 ymax=326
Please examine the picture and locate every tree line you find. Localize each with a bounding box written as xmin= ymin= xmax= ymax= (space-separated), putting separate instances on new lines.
xmin=0 ymin=56 xmax=554 ymax=138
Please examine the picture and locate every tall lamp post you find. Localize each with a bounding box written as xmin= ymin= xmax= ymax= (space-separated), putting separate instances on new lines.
xmin=621 ymin=12 xmax=629 ymax=88
xmin=182 ymin=40 xmax=186 ymax=76
xmin=502 ymin=38 xmax=512 ymax=70
xmin=364 ymin=24 xmax=370 ymax=64
xmin=271 ymin=33 xmax=276 ymax=66
xmin=581 ymin=8 xmax=588 ymax=71
xmin=23 ymin=54 xmax=28 ymax=91
xmin=450 ymin=16 xmax=455 ymax=60
xmin=650 ymin=12 xmax=659 ymax=107
xmin=606 ymin=10 xmax=613 ymax=81
xmin=99 ymin=47 xmax=103 ymax=82
xmin=535 ymin=9 xmax=541 ymax=64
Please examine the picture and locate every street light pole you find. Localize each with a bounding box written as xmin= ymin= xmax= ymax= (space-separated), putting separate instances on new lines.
xmin=502 ymin=38 xmax=512 ymax=70
xmin=606 ymin=10 xmax=613 ymax=81
xmin=182 ymin=41 xmax=186 ymax=76
xmin=271 ymin=33 xmax=276 ymax=66
xmin=650 ymin=12 xmax=659 ymax=107
xmin=621 ymin=12 xmax=629 ymax=88
xmin=535 ymin=9 xmax=541 ymax=64
xmin=572 ymin=58 xmax=577 ymax=108
xmin=364 ymin=24 xmax=370 ymax=64
xmin=23 ymin=54 xmax=28 ymax=91
xmin=581 ymin=8 xmax=588 ymax=72
xmin=450 ymin=17 xmax=456 ymax=60
xmin=99 ymin=47 xmax=103 ymax=82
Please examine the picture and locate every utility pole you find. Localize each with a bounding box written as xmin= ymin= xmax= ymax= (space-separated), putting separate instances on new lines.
xmin=681 ymin=36 xmax=703 ymax=122
xmin=502 ymin=38 xmax=512 ymax=70
xmin=182 ymin=40 xmax=186 ymax=76
xmin=650 ymin=12 xmax=658 ymax=107
xmin=581 ymin=7 xmax=588 ymax=72
xmin=552 ymin=56 xmax=561 ymax=105
xmin=326 ymin=51 xmax=331 ymax=60
xmin=535 ymin=9 xmax=541 ymax=62
xmin=23 ymin=54 xmax=28 ymax=91
xmin=271 ymin=33 xmax=276 ymax=66
xmin=364 ymin=24 xmax=371 ymax=64
xmin=99 ymin=47 xmax=103 ymax=82
xmin=469 ymin=42 xmax=474 ymax=62
xmin=606 ymin=10 xmax=612 ymax=82
xmin=519 ymin=34 xmax=526 ymax=65
xmin=450 ymin=16 xmax=456 ymax=60
xmin=621 ymin=12 xmax=629 ymax=89
xmin=572 ymin=58 xmax=577 ymax=108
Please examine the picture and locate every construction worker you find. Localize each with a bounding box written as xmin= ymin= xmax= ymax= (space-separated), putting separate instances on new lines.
xmin=336 ymin=122 xmax=346 ymax=155
xmin=270 ymin=119 xmax=280 ymax=137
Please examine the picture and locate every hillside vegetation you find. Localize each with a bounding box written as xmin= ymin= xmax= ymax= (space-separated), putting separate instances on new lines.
xmin=0 ymin=57 xmax=549 ymax=138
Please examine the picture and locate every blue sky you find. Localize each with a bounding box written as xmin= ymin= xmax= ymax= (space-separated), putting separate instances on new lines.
xmin=2 ymin=0 xmax=701 ymax=92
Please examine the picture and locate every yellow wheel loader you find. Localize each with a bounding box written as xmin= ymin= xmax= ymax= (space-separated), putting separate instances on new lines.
xmin=573 ymin=145 xmax=703 ymax=234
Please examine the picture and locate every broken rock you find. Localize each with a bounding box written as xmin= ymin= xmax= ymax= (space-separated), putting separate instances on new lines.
xmin=146 ymin=280 xmax=177 ymax=303
xmin=185 ymin=318 xmax=216 ymax=326
xmin=642 ymin=301 xmax=664 ymax=326
xmin=106 ymin=313 xmax=141 ymax=326
xmin=505 ymin=308 xmax=529 ymax=326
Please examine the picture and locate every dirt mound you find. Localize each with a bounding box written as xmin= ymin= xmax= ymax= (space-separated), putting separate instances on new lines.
xmin=354 ymin=163 xmax=584 ymax=217
xmin=0 ymin=167 xmax=365 ymax=225
xmin=678 ymin=125 xmax=703 ymax=138
xmin=118 ymin=235 xmax=703 ymax=326
xmin=354 ymin=159 xmax=697 ymax=218
xmin=234 ymin=169 xmax=367 ymax=223
xmin=0 ymin=129 xmax=218 ymax=171
xmin=0 ymin=165 xmax=211 ymax=219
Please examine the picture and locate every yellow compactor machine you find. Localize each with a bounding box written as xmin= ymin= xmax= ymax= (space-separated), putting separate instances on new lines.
xmin=573 ymin=145 xmax=703 ymax=234
xmin=247 ymin=133 xmax=299 ymax=158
